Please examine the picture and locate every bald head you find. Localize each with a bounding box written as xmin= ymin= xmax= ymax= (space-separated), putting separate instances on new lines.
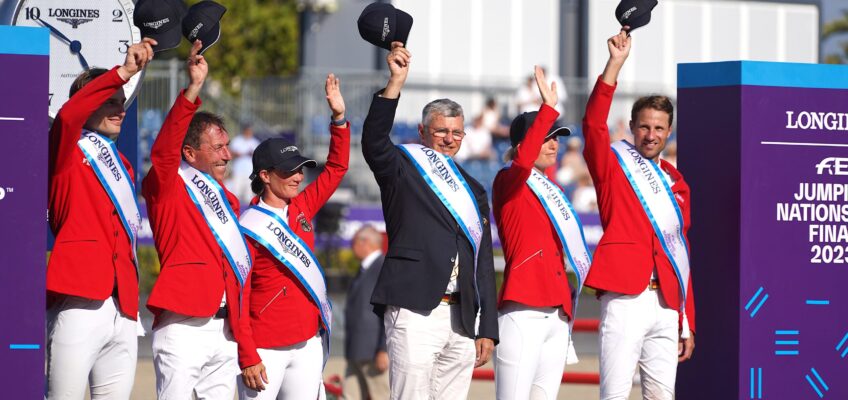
xmin=352 ymin=225 xmax=383 ymax=261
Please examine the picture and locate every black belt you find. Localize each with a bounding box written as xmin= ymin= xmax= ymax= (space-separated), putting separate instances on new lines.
xmin=214 ymin=306 xmax=228 ymax=319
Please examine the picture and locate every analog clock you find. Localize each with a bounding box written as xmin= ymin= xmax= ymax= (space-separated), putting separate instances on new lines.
xmin=11 ymin=0 xmax=142 ymax=118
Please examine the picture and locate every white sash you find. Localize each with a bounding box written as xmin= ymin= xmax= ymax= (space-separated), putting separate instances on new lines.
xmin=525 ymin=168 xmax=590 ymax=364
xmin=397 ymin=144 xmax=485 ymax=316
xmin=78 ymin=131 xmax=141 ymax=270
xmin=611 ymin=140 xmax=690 ymax=328
xmin=178 ymin=162 xmax=252 ymax=286
xmin=239 ymin=205 xmax=332 ymax=366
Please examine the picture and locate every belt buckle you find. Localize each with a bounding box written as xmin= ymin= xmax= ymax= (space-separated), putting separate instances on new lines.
xmin=648 ymin=279 xmax=660 ymax=291
xmin=441 ymin=293 xmax=460 ymax=305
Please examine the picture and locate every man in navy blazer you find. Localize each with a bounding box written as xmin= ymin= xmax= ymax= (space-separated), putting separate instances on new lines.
xmin=343 ymin=225 xmax=389 ymax=400
xmin=361 ymin=41 xmax=498 ymax=399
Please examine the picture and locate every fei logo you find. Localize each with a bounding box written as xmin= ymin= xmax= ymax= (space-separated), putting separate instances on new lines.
xmin=815 ymin=157 xmax=848 ymax=176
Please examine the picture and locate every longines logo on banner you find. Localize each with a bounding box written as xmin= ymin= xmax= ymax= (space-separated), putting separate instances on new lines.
xmin=786 ymin=110 xmax=848 ymax=131
xmin=816 ymin=157 xmax=848 ymax=176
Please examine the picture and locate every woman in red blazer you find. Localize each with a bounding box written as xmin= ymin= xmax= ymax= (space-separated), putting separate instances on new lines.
xmin=491 ymin=67 xmax=576 ymax=400
xmin=236 ymin=74 xmax=349 ymax=400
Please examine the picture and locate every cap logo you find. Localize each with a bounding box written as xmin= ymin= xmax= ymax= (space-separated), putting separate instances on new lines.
xmin=189 ymin=22 xmax=204 ymax=39
xmin=381 ymin=17 xmax=390 ymax=41
xmin=281 ymin=146 xmax=298 ymax=154
xmin=143 ymin=18 xmax=170 ymax=30
xmin=621 ymin=6 xmax=637 ymax=20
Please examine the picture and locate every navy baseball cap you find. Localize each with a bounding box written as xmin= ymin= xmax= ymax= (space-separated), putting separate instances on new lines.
xmin=250 ymin=139 xmax=317 ymax=180
xmin=357 ymin=2 xmax=413 ymax=50
xmin=133 ymin=0 xmax=188 ymax=52
xmin=615 ymin=0 xmax=658 ymax=32
xmin=509 ymin=111 xmax=571 ymax=147
xmin=182 ymin=0 xmax=227 ymax=54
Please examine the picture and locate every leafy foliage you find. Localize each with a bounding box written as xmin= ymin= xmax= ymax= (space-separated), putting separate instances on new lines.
xmin=823 ymin=10 xmax=848 ymax=64
xmin=174 ymin=0 xmax=301 ymax=93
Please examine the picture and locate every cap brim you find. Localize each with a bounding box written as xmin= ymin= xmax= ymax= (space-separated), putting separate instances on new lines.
xmin=546 ymin=126 xmax=572 ymax=139
xmin=196 ymin=24 xmax=222 ymax=54
xmin=275 ymin=156 xmax=317 ymax=172
xmin=145 ymin=26 xmax=183 ymax=53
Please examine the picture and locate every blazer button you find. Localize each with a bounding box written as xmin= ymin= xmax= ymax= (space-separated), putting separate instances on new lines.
xmin=653 ymin=250 xmax=658 ymax=256
xmin=114 ymin=231 xmax=119 ymax=237
xmin=112 ymin=209 xmax=118 ymax=216
xmin=113 ymin=253 xmax=118 ymax=261
xmin=450 ymin=256 xmax=456 ymax=263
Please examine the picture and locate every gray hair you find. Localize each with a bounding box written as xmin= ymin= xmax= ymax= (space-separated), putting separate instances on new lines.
xmin=421 ymin=98 xmax=464 ymax=127
xmin=353 ymin=225 xmax=383 ymax=247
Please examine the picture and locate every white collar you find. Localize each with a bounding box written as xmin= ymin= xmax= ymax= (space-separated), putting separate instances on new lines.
xmin=361 ymin=250 xmax=383 ymax=271
xmin=258 ymin=198 xmax=288 ymax=223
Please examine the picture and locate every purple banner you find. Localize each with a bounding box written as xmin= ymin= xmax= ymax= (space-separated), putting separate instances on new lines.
xmin=677 ymin=61 xmax=848 ymax=399
xmin=0 ymin=26 xmax=48 ymax=399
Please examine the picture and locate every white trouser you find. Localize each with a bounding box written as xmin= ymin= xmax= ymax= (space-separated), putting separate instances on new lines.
xmin=384 ymin=304 xmax=476 ymax=400
xmin=46 ymin=295 xmax=138 ymax=400
xmin=152 ymin=311 xmax=239 ymax=400
xmin=599 ymin=288 xmax=679 ymax=400
xmin=494 ymin=303 xmax=571 ymax=400
xmin=238 ymin=334 xmax=324 ymax=400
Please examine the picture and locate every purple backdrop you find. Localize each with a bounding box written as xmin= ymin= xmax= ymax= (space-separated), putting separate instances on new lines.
xmin=0 ymin=27 xmax=48 ymax=399
xmin=677 ymin=62 xmax=848 ymax=399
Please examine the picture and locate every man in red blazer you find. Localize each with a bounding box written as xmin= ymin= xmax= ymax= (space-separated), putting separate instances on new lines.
xmin=46 ymin=39 xmax=155 ymax=399
xmin=583 ymin=31 xmax=696 ymax=400
xmin=142 ymin=40 xmax=248 ymax=399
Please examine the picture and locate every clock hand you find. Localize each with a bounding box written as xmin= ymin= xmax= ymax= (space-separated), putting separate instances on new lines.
xmin=70 ymin=41 xmax=90 ymax=70
xmin=36 ymin=18 xmax=72 ymax=45
xmin=36 ymin=18 xmax=90 ymax=69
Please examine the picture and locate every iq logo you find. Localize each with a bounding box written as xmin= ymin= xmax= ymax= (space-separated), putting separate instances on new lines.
xmin=0 ymin=186 xmax=13 ymax=201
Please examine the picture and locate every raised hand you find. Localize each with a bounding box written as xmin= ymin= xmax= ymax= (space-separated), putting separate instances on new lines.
xmin=118 ymin=38 xmax=156 ymax=80
xmin=383 ymin=41 xmax=411 ymax=99
xmin=534 ymin=65 xmax=558 ymax=108
xmin=601 ymin=29 xmax=631 ymax=85
xmin=184 ymin=40 xmax=208 ymax=102
xmin=607 ymin=29 xmax=631 ymax=64
xmin=325 ymin=73 xmax=345 ymax=122
xmin=187 ymin=40 xmax=208 ymax=87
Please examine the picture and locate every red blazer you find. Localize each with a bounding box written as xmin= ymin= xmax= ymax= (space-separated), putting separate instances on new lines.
xmin=492 ymin=105 xmax=574 ymax=320
xmin=582 ymin=77 xmax=695 ymax=332
xmin=48 ymin=67 xmax=138 ymax=318
xmin=142 ymin=92 xmax=242 ymax=336
xmin=237 ymin=123 xmax=350 ymax=369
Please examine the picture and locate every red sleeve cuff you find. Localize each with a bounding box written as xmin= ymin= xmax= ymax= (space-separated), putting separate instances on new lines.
xmin=176 ymin=89 xmax=202 ymax=108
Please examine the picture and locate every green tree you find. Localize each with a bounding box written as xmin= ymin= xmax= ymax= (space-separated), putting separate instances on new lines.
xmin=179 ymin=0 xmax=301 ymax=93
xmin=823 ymin=10 xmax=848 ymax=64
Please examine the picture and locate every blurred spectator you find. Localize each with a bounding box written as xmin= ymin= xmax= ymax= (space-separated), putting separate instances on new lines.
xmin=481 ymin=97 xmax=509 ymax=139
xmin=662 ymin=140 xmax=678 ymax=168
xmin=343 ymin=226 xmax=389 ymax=400
xmin=515 ymin=67 xmax=567 ymax=115
xmin=571 ymin=172 xmax=598 ymax=213
xmin=610 ymin=118 xmax=629 ymax=143
xmin=455 ymin=115 xmax=494 ymax=162
xmin=556 ymin=136 xmax=588 ymax=188
xmin=227 ymin=123 xmax=261 ymax=203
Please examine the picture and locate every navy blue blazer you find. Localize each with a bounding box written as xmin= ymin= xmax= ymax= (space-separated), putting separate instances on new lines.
xmin=361 ymin=91 xmax=499 ymax=343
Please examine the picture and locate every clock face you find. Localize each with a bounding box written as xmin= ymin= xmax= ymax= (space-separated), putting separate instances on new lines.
xmin=11 ymin=0 xmax=142 ymax=118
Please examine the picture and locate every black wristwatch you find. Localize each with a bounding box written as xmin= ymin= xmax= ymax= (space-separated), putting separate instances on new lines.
xmin=331 ymin=117 xmax=346 ymax=126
